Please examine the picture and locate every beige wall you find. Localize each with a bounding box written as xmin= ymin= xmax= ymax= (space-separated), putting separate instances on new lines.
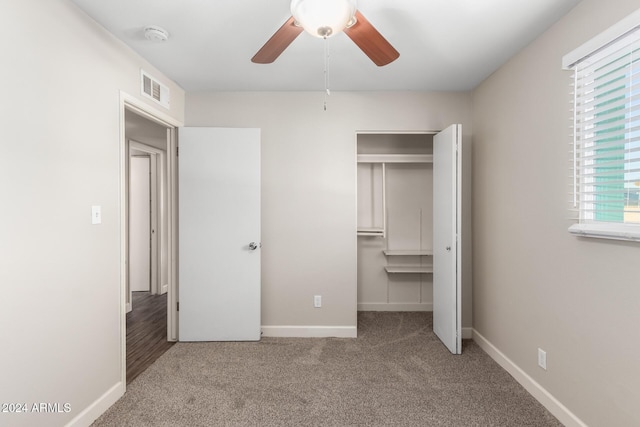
xmin=0 ymin=1 xmax=184 ymax=426
xmin=472 ymin=0 xmax=640 ymax=425
xmin=186 ymin=91 xmax=472 ymax=330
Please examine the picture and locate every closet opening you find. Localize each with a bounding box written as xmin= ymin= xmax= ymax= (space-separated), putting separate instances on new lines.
xmin=357 ymin=132 xmax=435 ymax=312
xmin=356 ymin=126 xmax=465 ymax=354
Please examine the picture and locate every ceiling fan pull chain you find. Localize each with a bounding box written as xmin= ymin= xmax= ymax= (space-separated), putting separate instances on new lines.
xmin=324 ymin=36 xmax=330 ymax=111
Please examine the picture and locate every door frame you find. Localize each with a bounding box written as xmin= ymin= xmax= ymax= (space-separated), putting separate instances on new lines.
xmin=119 ymin=92 xmax=182 ymax=387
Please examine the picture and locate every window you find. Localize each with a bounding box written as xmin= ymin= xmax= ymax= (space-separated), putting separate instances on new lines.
xmin=564 ymin=10 xmax=640 ymax=241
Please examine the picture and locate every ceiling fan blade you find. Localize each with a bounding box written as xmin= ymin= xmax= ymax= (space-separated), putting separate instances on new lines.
xmin=344 ymin=11 xmax=399 ymax=66
xmin=252 ymin=16 xmax=303 ymax=64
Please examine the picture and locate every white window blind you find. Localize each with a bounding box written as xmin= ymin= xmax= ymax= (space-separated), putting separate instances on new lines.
xmin=567 ymin=23 xmax=640 ymax=240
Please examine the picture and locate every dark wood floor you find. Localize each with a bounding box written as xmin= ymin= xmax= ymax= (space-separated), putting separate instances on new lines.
xmin=127 ymin=291 xmax=175 ymax=384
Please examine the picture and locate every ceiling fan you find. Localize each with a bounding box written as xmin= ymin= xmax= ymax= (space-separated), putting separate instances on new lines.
xmin=251 ymin=0 xmax=399 ymax=66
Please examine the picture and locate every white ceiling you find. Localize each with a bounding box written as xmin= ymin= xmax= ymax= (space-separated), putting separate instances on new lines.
xmin=70 ymin=0 xmax=581 ymax=92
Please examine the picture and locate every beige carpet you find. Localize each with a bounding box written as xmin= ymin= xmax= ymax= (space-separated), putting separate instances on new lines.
xmin=94 ymin=312 xmax=561 ymax=426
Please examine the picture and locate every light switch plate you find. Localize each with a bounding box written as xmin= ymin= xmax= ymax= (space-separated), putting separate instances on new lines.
xmin=538 ymin=348 xmax=547 ymax=370
xmin=92 ymin=205 xmax=101 ymax=224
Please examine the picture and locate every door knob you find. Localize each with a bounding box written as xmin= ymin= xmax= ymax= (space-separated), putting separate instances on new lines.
xmin=446 ymin=246 xmax=451 ymax=251
xmin=249 ymin=242 xmax=259 ymax=251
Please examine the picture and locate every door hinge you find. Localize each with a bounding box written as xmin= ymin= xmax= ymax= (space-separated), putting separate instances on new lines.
xmin=177 ymin=302 xmax=179 ymax=311
xmin=176 ymin=146 xmax=179 ymax=156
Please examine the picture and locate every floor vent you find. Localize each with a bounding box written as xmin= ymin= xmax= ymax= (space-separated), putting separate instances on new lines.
xmin=141 ymin=70 xmax=170 ymax=109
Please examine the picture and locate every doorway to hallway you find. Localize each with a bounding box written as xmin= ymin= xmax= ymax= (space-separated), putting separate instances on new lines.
xmin=123 ymin=105 xmax=176 ymax=382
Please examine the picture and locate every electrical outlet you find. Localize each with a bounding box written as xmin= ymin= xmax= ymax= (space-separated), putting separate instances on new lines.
xmin=538 ymin=348 xmax=547 ymax=370
xmin=314 ymin=295 xmax=322 ymax=308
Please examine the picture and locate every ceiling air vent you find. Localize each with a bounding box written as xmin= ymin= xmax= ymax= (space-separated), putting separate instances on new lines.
xmin=141 ymin=70 xmax=170 ymax=109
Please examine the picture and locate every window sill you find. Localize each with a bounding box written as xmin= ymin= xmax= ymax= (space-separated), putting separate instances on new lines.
xmin=568 ymin=223 xmax=640 ymax=242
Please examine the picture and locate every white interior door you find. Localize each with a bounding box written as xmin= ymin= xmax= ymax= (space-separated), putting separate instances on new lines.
xmin=178 ymin=127 xmax=261 ymax=341
xmin=130 ymin=156 xmax=151 ymax=293
xmin=433 ymin=124 xmax=462 ymax=354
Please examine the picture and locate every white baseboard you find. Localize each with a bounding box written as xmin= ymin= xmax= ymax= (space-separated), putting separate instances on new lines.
xmin=66 ymin=382 xmax=124 ymax=427
xmin=357 ymin=303 xmax=433 ymax=311
xmin=261 ymin=326 xmax=357 ymax=338
xmin=472 ymin=329 xmax=587 ymax=427
xmin=262 ymin=324 xmax=471 ymax=341
xmin=161 ymin=283 xmax=168 ymax=294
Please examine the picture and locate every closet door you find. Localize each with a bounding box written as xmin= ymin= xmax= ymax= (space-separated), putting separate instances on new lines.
xmin=129 ymin=156 xmax=151 ymax=294
xmin=433 ymin=124 xmax=462 ymax=354
xmin=178 ymin=127 xmax=261 ymax=341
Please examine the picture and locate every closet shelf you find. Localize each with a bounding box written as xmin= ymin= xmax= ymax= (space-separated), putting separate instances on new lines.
xmin=383 ymin=250 xmax=433 ymax=256
xmin=357 ymin=227 xmax=385 ymax=236
xmin=357 ymin=154 xmax=433 ymax=164
xmin=385 ymin=266 xmax=433 ymax=274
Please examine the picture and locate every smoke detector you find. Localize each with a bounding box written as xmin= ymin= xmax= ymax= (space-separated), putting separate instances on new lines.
xmin=144 ymin=26 xmax=169 ymax=42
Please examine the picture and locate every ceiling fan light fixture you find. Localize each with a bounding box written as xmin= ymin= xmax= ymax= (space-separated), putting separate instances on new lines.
xmin=290 ymin=0 xmax=357 ymax=39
